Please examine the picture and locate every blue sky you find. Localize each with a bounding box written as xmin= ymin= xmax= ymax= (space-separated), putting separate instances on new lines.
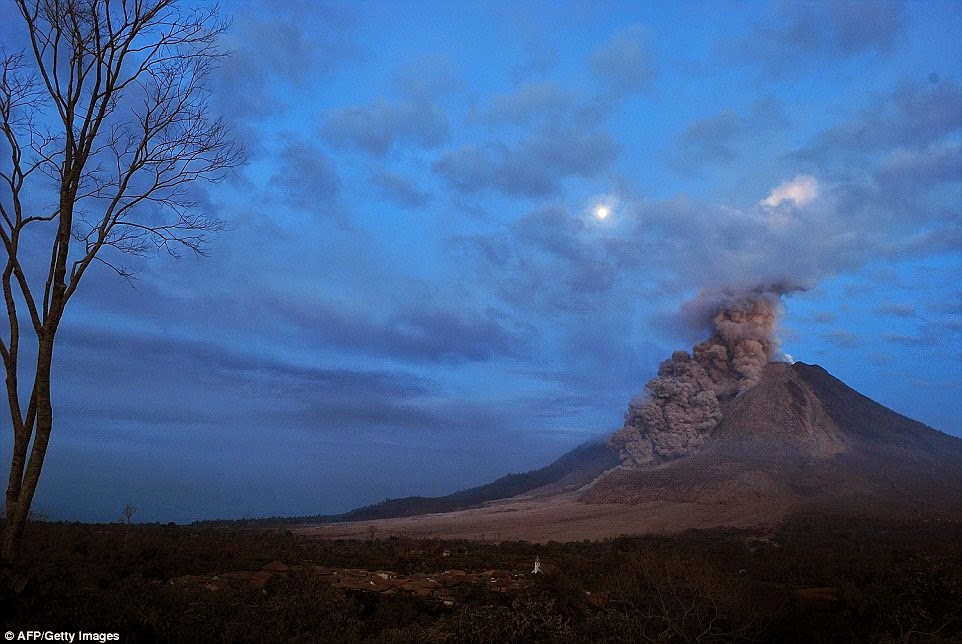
xmin=3 ymin=0 xmax=961 ymax=523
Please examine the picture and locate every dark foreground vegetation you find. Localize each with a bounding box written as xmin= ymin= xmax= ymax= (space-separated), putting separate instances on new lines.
xmin=2 ymin=513 xmax=960 ymax=642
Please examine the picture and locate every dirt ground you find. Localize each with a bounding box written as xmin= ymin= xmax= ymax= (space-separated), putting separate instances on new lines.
xmin=293 ymin=492 xmax=790 ymax=542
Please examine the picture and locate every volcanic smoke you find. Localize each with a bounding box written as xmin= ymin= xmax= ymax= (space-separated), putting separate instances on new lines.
xmin=610 ymin=287 xmax=791 ymax=467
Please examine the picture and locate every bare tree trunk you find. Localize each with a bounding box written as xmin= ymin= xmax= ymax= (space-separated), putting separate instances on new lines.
xmin=2 ymin=335 xmax=55 ymax=567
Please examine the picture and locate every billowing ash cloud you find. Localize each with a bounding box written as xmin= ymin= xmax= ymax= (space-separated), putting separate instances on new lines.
xmin=610 ymin=285 xmax=797 ymax=467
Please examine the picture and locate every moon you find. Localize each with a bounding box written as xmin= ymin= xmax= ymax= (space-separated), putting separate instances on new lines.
xmin=594 ymin=205 xmax=609 ymax=219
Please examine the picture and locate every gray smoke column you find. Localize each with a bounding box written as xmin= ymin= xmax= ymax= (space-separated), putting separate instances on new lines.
xmin=610 ymin=286 xmax=793 ymax=467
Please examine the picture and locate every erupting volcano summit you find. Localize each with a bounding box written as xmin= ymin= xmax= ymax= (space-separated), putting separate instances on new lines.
xmin=611 ymin=288 xmax=787 ymax=467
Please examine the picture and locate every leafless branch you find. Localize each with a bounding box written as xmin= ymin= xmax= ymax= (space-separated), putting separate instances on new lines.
xmin=1 ymin=0 xmax=242 ymax=566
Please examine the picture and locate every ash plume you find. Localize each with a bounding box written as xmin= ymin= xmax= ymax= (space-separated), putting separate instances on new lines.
xmin=611 ymin=286 xmax=795 ymax=467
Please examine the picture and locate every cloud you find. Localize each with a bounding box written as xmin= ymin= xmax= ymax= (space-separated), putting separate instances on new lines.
xmin=827 ymin=0 xmax=905 ymax=55
xmin=392 ymin=54 xmax=462 ymax=100
xmin=761 ymin=175 xmax=819 ymax=208
xmin=268 ymin=138 xmax=342 ymax=209
xmin=449 ymin=120 xmax=948 ymax=347
xmin=371 ymin=172 xmax=431 ymax=208
xmin=319 ymin=54 xmax=460 ymax=156
xmin=784 ymin=79 xmax=962 ymax=262
xmin=433 ymin=127 xmax=617 ymax=196
xmin=472 ymin=81 xmax=578 ymax=126
xmin=269 ymin=297 xmax=531 ymax=365
xmin=800 ymin=80 xmax=962 ymax=162
xmin=509 ymin=19 xmax=560 ymax=81
xmin=927 ymin=291 xmax=962 ymax=316
xmin=731 ymin=0 xmax=906 ymax=77
xmin=589 ymin=24 xmax=657 ymax=95
xmin=459 ymin=152 xmax=942 ymax=327
xmin=676 ymin=110 xmax=744 ymax=163
xmin=450 ymin=204 xmax=630 ymax=321
xmin=880 ymin=316 xmax=960 ymax=350
xmin=54 ymin=323 xmax=436 ymax=431
xmin=821 ymin=329 xmax=861 ymax=348
xmin=383 ymin=309 xmax=532 ymax=363
xmin=432 ymin=145 xmax=495 ymax=193
xmin=874 ymin=141 xmax=962 ymax=199
xmin=321 ymin=97 xmax=450 ymax=155
xmin=874 ymin=303 xmax=917 ymax=318
xmin=612 ymin=195 xmax=828 ymax=292
xmin=669 ymin=96 xmax=789 ymax=172
xmin=213 ymin=2 xmax=358 ymax=120
xmin=883 ymin=332 xmax=937 ymax=347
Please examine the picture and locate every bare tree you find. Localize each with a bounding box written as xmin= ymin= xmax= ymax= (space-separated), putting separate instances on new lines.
xmin=0 ymin=0 xmax=242 ymax=567
xmin=121 ymin=503 xmax=135 ymax=558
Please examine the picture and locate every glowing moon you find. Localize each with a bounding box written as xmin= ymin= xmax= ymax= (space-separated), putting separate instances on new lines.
xmin=594 ymin=205 xmax=609 ymax=219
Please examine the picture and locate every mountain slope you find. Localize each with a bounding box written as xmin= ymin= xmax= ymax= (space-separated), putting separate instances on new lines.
xmin=582 ymin=362 xmax=962 ymax=519
xmin=315 ymin=438 xmax=620 ymax=523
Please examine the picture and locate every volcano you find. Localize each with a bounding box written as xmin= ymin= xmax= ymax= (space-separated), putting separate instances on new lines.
xmin=301 ymin=360 xmax=962 ymax=541
xmin=583 ymin=361 xmax=962 ymax=519
xmin=298 ymin=288 xmax=961 ymax=541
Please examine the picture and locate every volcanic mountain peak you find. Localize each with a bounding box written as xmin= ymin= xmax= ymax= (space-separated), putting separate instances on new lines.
xmin=586 ymin=360 xmax=962 ymax=518
xmin=611 ymin=360 xmax=961 ymax=467
xmin=706 ymin=361 xmax=848 ymax=456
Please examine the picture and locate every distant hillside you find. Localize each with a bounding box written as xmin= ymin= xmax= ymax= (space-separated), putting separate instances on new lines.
xmin=318 ymin=438 xmax=620 ymax=523
xmin=194 ymin=438 xmax=619 ymax=527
